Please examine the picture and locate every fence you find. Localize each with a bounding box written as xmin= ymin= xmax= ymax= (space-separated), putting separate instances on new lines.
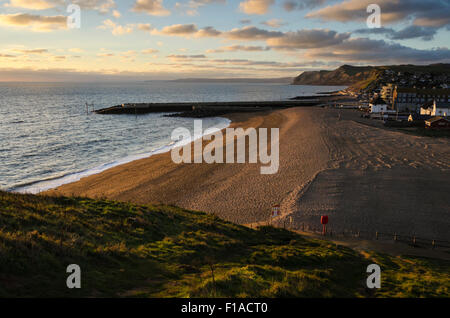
xmin=270 ymin=220 xmax=450 ymax=250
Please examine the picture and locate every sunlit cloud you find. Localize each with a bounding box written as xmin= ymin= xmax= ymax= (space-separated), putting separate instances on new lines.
xmin=141 ymin=48 xmax=159 ymax=54
xmin=112 ymin=10 xmax=121 ymax=18
xmin=224 ymin=26 xmax=283 ymax=40
xmin=239 ymin=0 xmax=274 ymax=15
xmin=98 ymin=19 xmax=133 ymax=35
xmin=207 ymin=45 xmax=270 ymax=53
xmin=152 ymin=23 xmax=221 ymax=37
xmin=0 ymin=13 xmax=67 ymax=32
xmin=13 ymin=48 xmax=48 ymax=54
xmin=174 ymin=0 xmax=226 ymax=16
xmin=4 ymin=0 xmax=63 ymax=10
xmin=132 ymin=0 xmax=170 ymax=16
xmin=261 ymin=19 xmax=286 ymax=28
xmin=4 ymin=0 xmax=117 ymax=14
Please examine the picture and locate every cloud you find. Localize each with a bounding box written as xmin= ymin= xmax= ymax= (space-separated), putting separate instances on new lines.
xmin=141 ymin=48 xmax=159 ymax=54
xmin=73 ymin=0 xmax=116 ymax=13
xmin=261 ymin=19 xmax=286 ymax=28
xmin=175 ymin=0 xmax=226 ymax=16
xmin=224 ymin=26 xmax=283 ymax=40
xmin=153 ymin=24 xmax=222 ymax=37
xmin=5 ymin=0 xmax=117 ymax=13
xmin=307 ymin=0 xmax=450 ymax=28
xmin=354 ymin=25 xmax=438 ymax=41
xmin=196 ymin=26 xmax=222 ymax=37
xmin=414 ymin=12 xmax=450 ymax=27
xmin=13 ymin=48 xmax=48 ymax=54
xmin=0 ymin=13 xmax=67 ymax=32
xmin=167 ymin=54 xmax=207 ymax=59
xmin=209 ymin=58 xmax=327 ymax=69
xmin=283 ymin=0 xmax=327 ymax=11
xmin=304 ymin=37 xmax=450 ymax=64
xmin=158 ymin=23 xmax=198 ymax=35
xmin=132 ymin=0 xmax=170 ymax=16
xmin=112 ymin=10 xmax=121 ymax=18
xmin=267 ymin=29 xmax=351 ymax=50
xmin=97 ymin=52 xmax=115 ymax=57
xmin=137 ymin=23 xmax=153 ymax=32
xmin=239 ymin=0 xmax=274 ymax=15
xmin=4 ymin=0 xmax=64 ymax=10
xmin=69 ymin=48 xmax=84 ymax=53
xmin=207 ymin=45 xmax=270 ymax=53
xmin=99 ymin=19 xmax=133 ymax=35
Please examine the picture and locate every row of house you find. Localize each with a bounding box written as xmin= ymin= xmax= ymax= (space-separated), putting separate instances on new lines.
xmin=368 ymin=94 xmax=450 ymax=129
xmin=419 ymin=100 xmax=450 ymax=117
xmin=379 ymin=85 xmax=450 ymax=113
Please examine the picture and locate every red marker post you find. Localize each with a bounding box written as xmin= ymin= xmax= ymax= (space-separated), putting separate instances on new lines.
xmin=321 ymin=215 xmax=329 ymax=236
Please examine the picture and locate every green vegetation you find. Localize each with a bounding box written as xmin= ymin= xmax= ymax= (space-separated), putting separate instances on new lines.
xmin=0 ymin=191 xmax=448 ymax=298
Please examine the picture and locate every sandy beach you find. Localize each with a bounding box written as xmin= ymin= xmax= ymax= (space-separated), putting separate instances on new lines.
xmin=46 ymin=107 xmax=450 ymax=240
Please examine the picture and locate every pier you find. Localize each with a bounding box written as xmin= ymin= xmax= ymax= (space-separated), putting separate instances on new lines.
xmin=94 ymin=100 xmax=321 ymax=115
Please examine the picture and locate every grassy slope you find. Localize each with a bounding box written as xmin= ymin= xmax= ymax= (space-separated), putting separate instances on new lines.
xmin=0 ymin=191 xmax=448 ymax=298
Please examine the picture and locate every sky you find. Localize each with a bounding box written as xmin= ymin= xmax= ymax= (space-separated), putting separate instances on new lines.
xmin=0 ymin=0 xmax=449 ymax=81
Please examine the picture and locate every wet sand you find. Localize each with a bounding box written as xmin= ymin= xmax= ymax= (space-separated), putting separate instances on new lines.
xmin=46 ymin=107 xmax=450 ymax=240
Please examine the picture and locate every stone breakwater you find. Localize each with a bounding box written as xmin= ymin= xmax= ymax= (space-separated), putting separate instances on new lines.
xmin=93 ymin=100 xmax=322 ymax=115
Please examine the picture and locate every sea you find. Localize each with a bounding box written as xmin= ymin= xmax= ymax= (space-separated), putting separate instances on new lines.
xmin=0 ymin=81 xmax=345 ymax=193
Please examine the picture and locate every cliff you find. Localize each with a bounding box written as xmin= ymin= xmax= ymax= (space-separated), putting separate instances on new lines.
xmin=292 ymin=64 xmax=450 ymax=91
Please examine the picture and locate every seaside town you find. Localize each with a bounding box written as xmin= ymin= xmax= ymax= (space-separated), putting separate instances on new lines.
xmin=342 ymin=69 xmax=450 ymax=130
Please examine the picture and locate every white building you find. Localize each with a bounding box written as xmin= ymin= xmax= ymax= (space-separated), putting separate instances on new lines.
xmin=420 ymin=100 xmax=450 ymax=117
xmin=369 ymin=96 xmax=388 ymax=113
xmin=370 ymin=104 xmax=388 ymax=113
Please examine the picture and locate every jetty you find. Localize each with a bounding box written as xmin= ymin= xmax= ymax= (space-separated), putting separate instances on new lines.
xmin=94 ymin=100 xmax=321 ymax=115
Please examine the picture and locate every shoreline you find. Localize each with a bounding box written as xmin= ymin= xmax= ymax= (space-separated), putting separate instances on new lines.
xmin=14 ymin=116 xmax=232 ymax=194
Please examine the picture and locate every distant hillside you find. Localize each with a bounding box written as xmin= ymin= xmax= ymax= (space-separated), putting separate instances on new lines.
xmin=0 ymin=191 xmax=449 ymax=297
xmin=292 ymin=64 xmax=450 ymax=90
xmin=293 ymin=65 xmax=376 ymax=86
xmin=171 ymin=77 xmax=293 ymax=84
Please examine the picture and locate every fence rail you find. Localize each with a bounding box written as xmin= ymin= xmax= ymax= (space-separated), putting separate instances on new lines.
xmin=273 ymin=221 xmax=450 ymax=250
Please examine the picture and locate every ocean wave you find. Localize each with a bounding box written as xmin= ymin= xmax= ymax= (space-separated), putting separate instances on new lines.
xmin=13 ymin=117 xmax=231 ymax=194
